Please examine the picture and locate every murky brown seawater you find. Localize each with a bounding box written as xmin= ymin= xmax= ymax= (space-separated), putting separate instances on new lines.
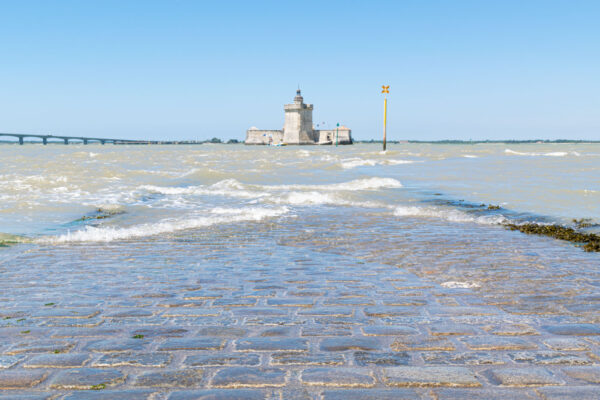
xmin=0 ymin=143 xmax=598 ymax=398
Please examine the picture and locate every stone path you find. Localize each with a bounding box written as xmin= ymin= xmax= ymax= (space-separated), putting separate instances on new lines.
xmin=0 ymin=216 xmax=599 ymax=399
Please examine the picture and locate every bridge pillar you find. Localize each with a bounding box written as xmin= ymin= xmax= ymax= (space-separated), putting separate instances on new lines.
xmin=43 ymin=138 xmax=47 ymax=145
xmin=83 ymin=139 xmax=88 ymax=145
xmin=19 ymin=137 xmax=24 ymax=145
xmin=101 ymin=140 xmax=105 ymax=145
xmin=64 ymin=138 xmax=68 ymax=145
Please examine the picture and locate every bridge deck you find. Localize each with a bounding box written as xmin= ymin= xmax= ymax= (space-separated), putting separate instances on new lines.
xmin=0 ymin=133 xmax=156 ymax=145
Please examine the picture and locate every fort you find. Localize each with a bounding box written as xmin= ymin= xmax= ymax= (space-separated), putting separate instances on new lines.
xmin=245 ymin=90 xmax=352 ymax=145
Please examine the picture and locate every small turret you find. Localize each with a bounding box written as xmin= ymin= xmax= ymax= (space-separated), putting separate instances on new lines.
xmin=294 ymin=89 xmax=303 ymax=104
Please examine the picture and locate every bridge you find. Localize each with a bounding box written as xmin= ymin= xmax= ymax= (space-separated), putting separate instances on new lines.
xmin=0 ymin=132 xmax=159 ymax=145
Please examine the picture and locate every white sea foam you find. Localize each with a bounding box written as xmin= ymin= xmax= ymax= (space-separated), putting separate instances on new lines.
xmin=341 ymin=158 xmax=415 ymax=169
xmin=43 ymin=206 xmax=289 ymax=243
xmin=504 ymin=149 xmax=577 ymax=157
xmin=393 ymin=205 xmax=507 ymax=225
xmin=463 ymin=155 xmax=479 ymax=158
xmin=441 ymin=281 xmax=481 ymax=289
xmin=142 ymin=177 xmax=402 ymax=199
xmin=285 ymin=177 xmax=403 ymax=191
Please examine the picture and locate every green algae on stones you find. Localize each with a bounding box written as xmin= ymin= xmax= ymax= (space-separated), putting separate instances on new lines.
xmin=505 ymin=223 xmax=600 ymax=252
xmin=572 ymin=218 xmax=596 ymax=228
xmin=75 ymin=206 xmax=125 ymax=222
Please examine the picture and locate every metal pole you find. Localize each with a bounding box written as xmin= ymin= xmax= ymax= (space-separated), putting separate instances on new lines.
xmin=383 ymin=97 xmax=387 ymax=151
xmin=336 ymin=123 xmax=339 ymax=146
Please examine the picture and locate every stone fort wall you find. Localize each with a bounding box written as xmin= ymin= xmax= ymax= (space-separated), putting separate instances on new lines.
xmin=245 ymin=130 xmax=284 ymax=145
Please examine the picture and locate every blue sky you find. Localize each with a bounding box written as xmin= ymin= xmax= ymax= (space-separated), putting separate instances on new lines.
xmin=0 ymin=0 xmax=598 ymax=141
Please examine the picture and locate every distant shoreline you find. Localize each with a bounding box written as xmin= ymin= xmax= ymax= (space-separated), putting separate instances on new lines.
xmin=1 ymin=139 xmax=598 ymax=145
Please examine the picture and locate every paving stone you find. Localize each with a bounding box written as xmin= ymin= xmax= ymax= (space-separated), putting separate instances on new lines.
xmin=323 ymin=298 xmax=375 ymax=306
xmin=383 ymin=366 xmax=481 ymax=387
xmin=41 ymin=316 xmax=105 ymax=327
xmin=6 ymin=340 xmax=74 ymax=355
xmin=422 ymin=351 xmax=506 ymax=365
xmin=244 ymin=316 xmax=304 ymax=326
xmin=300 ymin=367 xmax=375 ymax=387
xmin=168 ymin=390 xmax=266 ymax=400
xmin=301 ymin=326 xmax=352 ymax=336
xmin=361 ymin=326 xmax=418 ymax=336
xmin=266 ymin=298 xmax=314 ymax=307
xmin=235 ymin=338 xmax=308 ymax=352
xmin=279 ymin=388 xmax=313 ymax=400
xmin=51 ymin=327 xmax=121 ymax=338
xmin=484 ymin=323 xmax=538 ymax=336
xmin=544 ymin=338 xmax=590 ymax=351
xmin=62 ymin=390 xmax=156 ymax=400
xmin=134 ymin=369 xmax=203 ymax=388
xmin=197 ymin=326 xmax=247 ymax=337
xmin=320 ymin=337 xmax=381 ymax=351
xmin=104 ymin=309 xmax=154 ymax=318
xmin=158 ymin=338 xmax=225 ymax=351
xmin=433 ymin=388 xmax=538 ymax=399
xmin=162 ymin=308 xmax=221 ymax=317
xmin=485 ymin=367 xmax=564 ymax=386
xmin=84 ymin=339 xmax=149 ymax=353
xmin=93 ymin=352 xmax=172 ymax=367
xmin=460 ymin=336 xmax=536 ymax=350
xmin=543 ymin=323 xmax=600 ymax=336
xmin=510 ymin=351 xmax=591 ymax=365
xmin=50 ymin=367 xmax=126 ymax=389
xmin=233 ymin=308 xmax=288 ymax=316
xmin=131 ymin=327 xmax=189 ymax=338
xmin=270 ymin=352 xmax=344 ymax=366
xmin=0 ymin=394 xmax=53 ymax=400
xmin=391 ymin=336 xmax=455 ymax=351
xmin=260 ymin=327 xmax=292 ymax=337
xmin=428 ymin=323 xmax=478 ymax=336
xmin=363 ymin=307 xmax=420 ymax=317
xmin=211 ymin=367 xmax=287 ymax=388
xmin=32 ymin=308 xmax=101 ymax=319
xmin=212 ymin=298 xmax=257 ymax=307
xmin=354 ymin=351 xmax=410 ymax=366
xmin=0 ymin=370 xmax=47 ymax=388
xmin=183 ymin=291 xmax=223 ymax=300
xmin=562 ymin=366 xmax=600 ymax=383
xmin=23 ymin=353 xmax=89 ymax=368
xmin=0 ymin=355 xmax=24 ymax=369
xmin=185 ymin=353 xmax=260 ymax=367
xmin=289 ymin=290 xmax=325 ymax=297
xmin=535 ymin=386 xmax=600 ymax=399
xmin=314 ymin=316 xmax=367 ymax=325
xmin=157 ymin=299 xmax=205 ymax=308
xmin=321 ymin=389 xmax=420 ymax=399
xmin=428 ymin=306 xmax=498 ymax=316
xmin=298 ymin=308 xmax=354 ymax=317
xmin=382 ymin=298 xmax=427 ymax=307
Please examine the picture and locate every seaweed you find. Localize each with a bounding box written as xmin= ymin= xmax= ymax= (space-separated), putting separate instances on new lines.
xmin=487 ymin=204 xmax=501 ymax=210
xmin=572 ymin=218 xmax=597 ymax=229
xmin=505 ymin=223 xmax=600 ymax=252
xmin=75 ymin=207 xmax=125 ymax=222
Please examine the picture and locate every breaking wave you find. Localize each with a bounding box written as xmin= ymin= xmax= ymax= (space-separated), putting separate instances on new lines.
xmin=341 ymin=158 xmax=416 ymax=169
xmin=393 ymin=205 xmax=508 ymax=225
xmin=42 ymin=206 xmax=289 ymax=243
xmin=504 ymin=149 xmax=578 ymax=157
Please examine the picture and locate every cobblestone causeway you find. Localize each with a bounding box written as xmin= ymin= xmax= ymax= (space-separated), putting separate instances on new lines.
xmin=1 ymin=214 xmax=599 ymax=399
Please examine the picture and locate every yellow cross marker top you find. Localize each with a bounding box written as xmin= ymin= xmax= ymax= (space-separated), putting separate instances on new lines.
xmin=381 ymin=85 xmax=390 ymax=94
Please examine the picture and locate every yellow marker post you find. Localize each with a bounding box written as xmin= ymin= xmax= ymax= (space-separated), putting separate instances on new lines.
xmin=381 ymin=85 xmax=389 ymax=151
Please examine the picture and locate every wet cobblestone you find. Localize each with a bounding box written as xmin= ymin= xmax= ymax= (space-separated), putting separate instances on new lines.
xmin=1 ymin=214 xmax=599 ymax=398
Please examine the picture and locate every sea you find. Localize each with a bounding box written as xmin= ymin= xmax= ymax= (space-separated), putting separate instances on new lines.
xmin=0 ymin=143 xmax=599 ymax=396
xmin=1 ymin=143 xmax=598 ymax=241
